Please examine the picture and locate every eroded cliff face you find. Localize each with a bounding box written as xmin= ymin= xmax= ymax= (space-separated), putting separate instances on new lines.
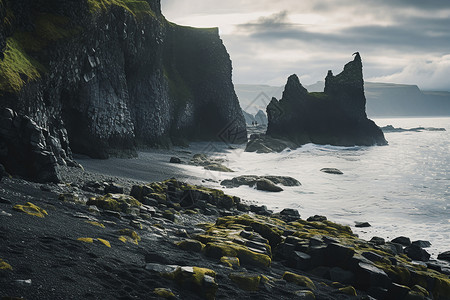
xmin=0 ymin=0 xmax=245 ymax=161
xmin=266 ymin=54 xmax=387 ymax=147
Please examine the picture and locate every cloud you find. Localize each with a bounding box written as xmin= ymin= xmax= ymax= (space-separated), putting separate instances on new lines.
xmin=163 ymin=0 xmax=450 ymax=90
xmin=368 ymin=55 xmax=450 ymax=91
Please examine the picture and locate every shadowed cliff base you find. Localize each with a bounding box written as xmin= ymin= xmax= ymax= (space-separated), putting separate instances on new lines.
xmin=250 ymin=53 xmax=387 ymax=152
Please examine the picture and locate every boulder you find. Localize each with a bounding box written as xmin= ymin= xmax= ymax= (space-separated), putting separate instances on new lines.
xmin=279 ymin=208 xmax=301 ymax=222
xmin=369 ymin=236 xmax=385 ymax=245
xmin=256 ymin=178 xmax=283 ymax=192
xmin=411 ymin=240 xmax=431 ymax=248
xmin=330 ymin=267 xmax=355 ymax=284
xmin=221 ymin=175 xmax=300 ymax=188
xmin=437 ymin=251 xmax=450 ymax=262
xmin=321 ymin=168 xmax=344 ymax=175
xmin=404 ymin=244 xmax=430 ymax=261
xmin=307 ymin=215 xmax=327 ymax=222
xmin=170 ymin=157 xmax=182 ymax=164
xmin=355 ymin=262 xmax=391 ymax=291
xmin=391 ymin=236 xmax=411 ymax=246
xmin=245 ymin=134 xmax=297 ymax=153
xmin=355 ymin=221 xmax=371 ymax=228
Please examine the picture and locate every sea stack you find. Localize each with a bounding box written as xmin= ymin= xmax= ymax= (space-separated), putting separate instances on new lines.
xmin=266 ymin=53 xmax=387 ymax=147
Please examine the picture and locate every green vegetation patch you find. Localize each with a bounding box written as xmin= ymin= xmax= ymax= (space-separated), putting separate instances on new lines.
xmin=0 ymin=13 xmax=79 ymax=94
xmin=0 ymin=37 xmax=43 ymax=93
xmin=87 ymin=0 xmax=155 ymax=17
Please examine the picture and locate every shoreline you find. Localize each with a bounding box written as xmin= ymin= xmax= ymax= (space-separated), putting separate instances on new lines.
xmin=1 ymin=163 xmax=449 ymax=299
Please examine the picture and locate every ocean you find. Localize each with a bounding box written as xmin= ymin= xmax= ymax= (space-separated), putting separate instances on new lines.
xmin=178 ymin=117 xmax=450 ymax=258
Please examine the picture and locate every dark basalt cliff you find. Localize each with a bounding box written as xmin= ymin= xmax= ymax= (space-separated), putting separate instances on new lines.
xmin=266 ymin=53 xmax=387 ymax=147
xmin=0 ymin=0 xmax=246 ymax=161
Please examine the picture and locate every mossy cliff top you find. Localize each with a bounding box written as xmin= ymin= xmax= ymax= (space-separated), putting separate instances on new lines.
xmin=0 ymin=0 xmax=162 ymax=94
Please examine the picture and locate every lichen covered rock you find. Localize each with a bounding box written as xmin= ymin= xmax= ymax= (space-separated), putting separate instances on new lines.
xmin=13 ymin=202 xmax=48 ymax=218
xmin=87 ymin=193 xmax=141 ymax=212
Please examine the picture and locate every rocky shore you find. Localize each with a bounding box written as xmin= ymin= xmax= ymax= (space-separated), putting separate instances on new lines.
xmin=1 ymin=166 xmax=449 ymax=300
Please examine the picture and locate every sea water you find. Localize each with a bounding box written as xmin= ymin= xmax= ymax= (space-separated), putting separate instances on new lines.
xmin=179 ymin=117 xmax=450 ymax=257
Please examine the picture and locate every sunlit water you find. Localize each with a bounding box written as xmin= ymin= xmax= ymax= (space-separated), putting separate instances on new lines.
xmin=175 ymin=117 xmax=450 ymax=257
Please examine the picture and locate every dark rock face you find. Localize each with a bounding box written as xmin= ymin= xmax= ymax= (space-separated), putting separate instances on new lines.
xmin=0 ymin=0 xmax=246 ymax=159
xmin=266 ymin=53 xmax=387 ymax=147
xmin=0 ymin=108 xmax=80 ymax=182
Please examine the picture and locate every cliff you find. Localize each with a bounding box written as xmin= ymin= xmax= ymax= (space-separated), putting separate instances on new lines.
xmin=266 ymin=53 xmax=387 ymax=147
xmin=0 ymin=0 xmax=245 ymax=162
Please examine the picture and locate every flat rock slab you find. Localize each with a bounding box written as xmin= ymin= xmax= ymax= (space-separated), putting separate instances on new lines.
xmin=320 ymin=168 xmax=343 ymax=175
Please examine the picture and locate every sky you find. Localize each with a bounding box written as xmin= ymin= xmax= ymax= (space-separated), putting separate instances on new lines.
xmin=162 ymin=1 xmax=450 ymax=91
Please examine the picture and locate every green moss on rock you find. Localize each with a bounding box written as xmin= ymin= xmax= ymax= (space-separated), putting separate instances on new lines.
xmin=0 ymin=37 xmax=43 ymax=93
xmin=283 ymin=271 xmax=316 ymax=291
xmin=0 ymin=258 xmax=13 ymax=271
xmin=229 ymin=272 xmax=261 ymax=291
xmin=87 ymin=194 xmax=141 ymax=212
xmin=13 ymin=202 xmax=48 ymax=218
xmin=117 ymin=228 xmax=141 ymax=245
xmin=338 ymin=286 xmax=357 ymax=296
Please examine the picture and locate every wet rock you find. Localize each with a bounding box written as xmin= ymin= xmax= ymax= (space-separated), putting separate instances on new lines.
xmin=437 ymin=251 xmax=450 ymax=262
xmin=320 ymin=168 xmax=343 ymax=175
xmin=256 ymin=178 xmax=283 ymax=192
xmin=411 ymin=240 xmax=431 ymax=248
xmin=282 ymin=271 xmax=316 ymax=290
xmin=369 ymin=236 xmax=385 ymax=245
xmin=307 ymin=215 xmax=327 ymax=222
xmin=221 ymin=175 xmax=300 ymax=188
xmin=391 ymin=236 xmax=411 ymax=246
xmin=170 ymin=157 xmax=182 ymax=164
xmin=288 ymin=251 xmax=312 ymax=271
xmin=249 ymin=205 xmax=273 ymax=216
xmin=245 ymin=134 xmax=297 ymax=153
xmin=330 ymin=267 xmax=355 ymax=284
xmin=362 ymin=251 xmax=384 ymax=263
xmin=355 ymin=221 xmax=371 ymax=228
xmin=385 ymin=283 xmax=410 ymax=300
xmin=176 ymin=239 xmax=204 ymax=253
xmin=404 ymin=244 xmax=430 ymax=261
xmin=229 ymin=272 xmax=261 ymax=291
xmin=325 ymin=243 xmax=355 ymax=268
xmin=355 ymin=262 xmax=391 ymax=291
xmin=293 ymin=290 xmax=316 ymax=299
xmin=279 ymin=208 xmax=301 ymax=222
xmin=104 ymin=182 xmax=124 ymax=194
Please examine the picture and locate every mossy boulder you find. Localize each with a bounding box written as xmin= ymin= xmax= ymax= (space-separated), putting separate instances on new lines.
xmin=204 ymin=242 xmax=271 ymax=268
xmin=229 ymin=272 xmax=261 ymax=291
xmin=177 ymin=239 xmax=205 ymax=253
xmin=87 ymin=194 xmax=141 ymax=212
xmin=163 ymin=266 xmax=218 ymax=300
xmin=153 ymin=288 xmax=176 ymax=299
xmin=220 ymin=256 xmax=240 ymax=268
xmin=283 ymin=271 xmax=316 ymax=290
xmin=338 ymin=286 xmax=357 ymax=296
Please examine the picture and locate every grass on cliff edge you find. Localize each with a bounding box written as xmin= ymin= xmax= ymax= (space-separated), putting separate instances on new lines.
xmin=0 ymin=37 xmax=44 ymax=93
xmin=0 ymin=13 xmax=79 ymax=94
xmin=87 ymin=0 xmax=156 ymax=18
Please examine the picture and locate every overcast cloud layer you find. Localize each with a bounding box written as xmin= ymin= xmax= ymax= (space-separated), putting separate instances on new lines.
xmin=162 ymin=0 xmax=450 ymax=91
